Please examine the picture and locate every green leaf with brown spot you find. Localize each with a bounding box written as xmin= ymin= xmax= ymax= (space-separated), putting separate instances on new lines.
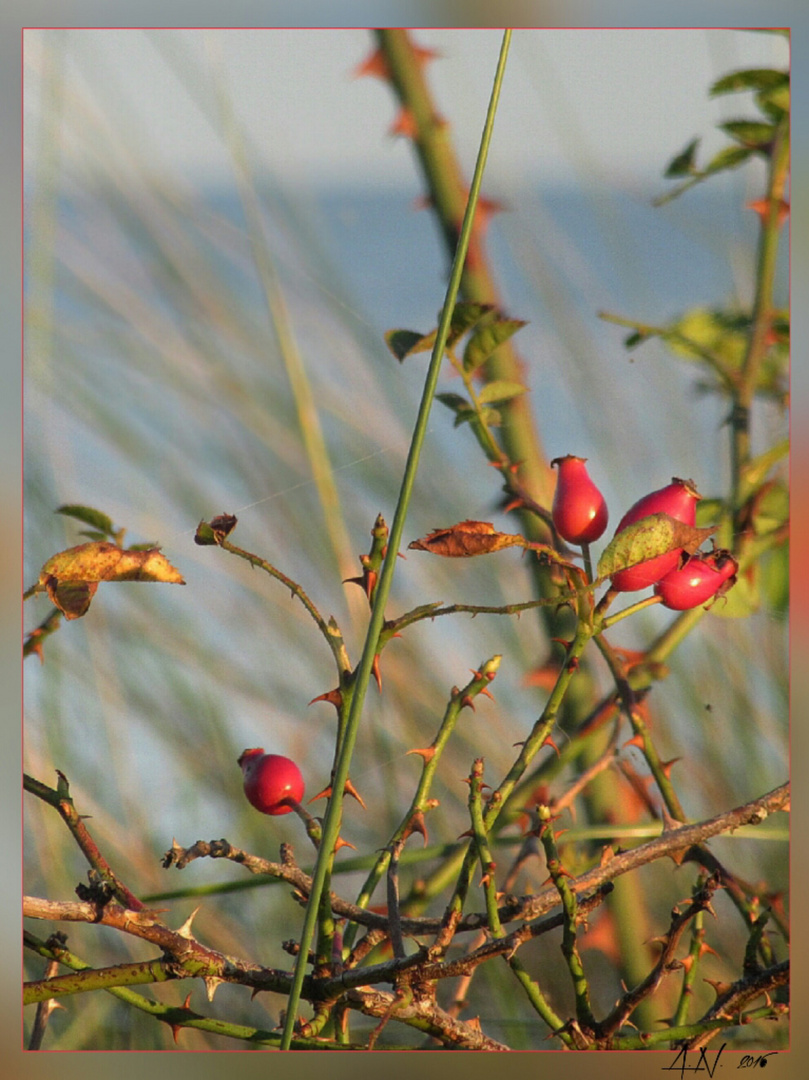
xmin=597 ymin=514 xmax=716 ymax=580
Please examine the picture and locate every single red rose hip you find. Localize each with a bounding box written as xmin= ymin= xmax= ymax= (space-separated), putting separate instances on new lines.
xmin=238 ymin=748 xmax=305 ymax=816
xmin=610 ymin=477 xmax=702 ymax=592
xmin=654 ymin=549 xmax=738 ymax=610
xmin=551 ymin=455 xmax=609 ymax=544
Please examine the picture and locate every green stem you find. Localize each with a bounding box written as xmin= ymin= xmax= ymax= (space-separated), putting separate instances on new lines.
xmin=730 ymin=118 xmax=790 ymax=529
xmin=375 ymin=28 xmax=554 ymax=524
xmin=217 ymin=537 xmax=351 ymax=677
xmin=343 ymin=656 xmax=501 ymax=952
xmin=280 ymin=30 xmax=514 ymax=1049
xmin=537 ymin=806 xmax=597 ymax=1035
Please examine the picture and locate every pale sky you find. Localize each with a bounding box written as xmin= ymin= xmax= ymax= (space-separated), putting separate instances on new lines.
xmin=23 ymin=27 xmax=789 ymax=190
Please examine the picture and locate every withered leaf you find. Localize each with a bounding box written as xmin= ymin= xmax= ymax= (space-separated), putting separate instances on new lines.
xmin=195 ymin=514 xmax=238 ymax=545
xmin=39 ymin=542 xmax=185 ymax=619
xmin=409 ymin=520 xmax=527 ymax=558
xmin=44 ymin=579 xmax=98 ymax=620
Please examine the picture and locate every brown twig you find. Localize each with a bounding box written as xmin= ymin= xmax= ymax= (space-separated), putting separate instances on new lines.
xmin=25 ymin=772 xmax=144 ymax=910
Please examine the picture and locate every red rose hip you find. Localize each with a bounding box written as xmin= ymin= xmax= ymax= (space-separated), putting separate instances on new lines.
xmin=654 ymin=549 xmax=738 ymax=610
xmin=551 ymin=455 xmax=609 ymax=544
xmin=238 ymin=748 xmax=305 ymax=816
xmin=610 ymin=477 xmax=701 ymax=592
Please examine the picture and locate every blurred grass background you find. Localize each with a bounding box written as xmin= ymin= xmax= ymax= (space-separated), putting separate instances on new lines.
xmin=23 ymin=27 xmax=788 ymax=1052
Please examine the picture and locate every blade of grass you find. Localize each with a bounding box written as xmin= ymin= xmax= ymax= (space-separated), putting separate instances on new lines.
xmin=204 ymin=32 xmax=356 ymax=583
xmin=280 ymin=28 xmax=514 ymax=1049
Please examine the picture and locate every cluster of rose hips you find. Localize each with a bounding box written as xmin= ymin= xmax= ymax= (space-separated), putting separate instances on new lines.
xmin=551 ymin=454 xmax=738 ymax=610
xmin=239 ymin=458 xmax=739 ymax=817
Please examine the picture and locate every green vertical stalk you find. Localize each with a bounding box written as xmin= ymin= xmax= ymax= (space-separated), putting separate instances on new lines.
xmin=375 ymin=28 xmax=554 ymax=517
xmin=730 ymin=118 xmax=789 ymax=530
xmin=280 ymin=30 xmax=514 ymax=1049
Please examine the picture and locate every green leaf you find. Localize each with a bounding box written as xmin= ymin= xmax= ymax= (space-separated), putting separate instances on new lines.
xmin=436 ymin=392 xmax=475 ymax=427
xmin=703 ymin=144 xmax=755 ymax=175
xmin=462 ymin=318 xmax=527 ymax=372
xmin=624 ymin=330 xmax=649 ymax=349
xmin=759 ymin=544 xmax=789 ymax=618
xmin=757 ymin=82 xmax=790 ymax=119
xmin=436 ymin=391 xmax=471 ymax=412
xmin=447 ymin=301 xmax=496 ymax=346
xmin=712 ymin=564 xmax=760 ymax=619
xmin=56 ymin=504 xmax=115 ymax=537
xmin=596 ymin=514 xmax=716 ymax=580
xmin=710 ymin=68 xmax=788 ymax=96
xmin=695 ymin=499 xmax=724 ymax=528
xmin=739 ymin=440 xmax=789 ymax=502
xmin=664 ymin=138 xmax=700 ymax=178
xmin=719 ymin=119 xmax=775 ymax=149
xmin=194 ymin=521 xmax=218 ymax=545
xmin=384 ymin=328 xmax=436 ymax=362
xmin=751 ymin=482 xmax=789 ymax=534
xmin=477 ymin=379 xmax=528 ymax=406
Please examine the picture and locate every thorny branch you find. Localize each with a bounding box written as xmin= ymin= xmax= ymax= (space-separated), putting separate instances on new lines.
xmin=26 ymin=783 xmax=787 ymax=1011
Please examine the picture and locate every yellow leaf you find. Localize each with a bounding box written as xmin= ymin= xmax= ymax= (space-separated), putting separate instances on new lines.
xmin=39 ymin=542 xmax=185 ymax=618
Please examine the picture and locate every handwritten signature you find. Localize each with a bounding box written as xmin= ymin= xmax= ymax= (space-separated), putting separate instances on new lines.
xmin=663 ymin=1045 xmax=778 ymax=1076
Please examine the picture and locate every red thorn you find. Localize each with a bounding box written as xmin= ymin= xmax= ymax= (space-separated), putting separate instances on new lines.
xmin=390 ymin=107 xmax=419 ymax=138
xmin=407 ymin=746 xmax=436 ymax=763
xmin=352 ymin=48 xmax=389 ymax=79
xmin=403 ymin=809 xmax=429 ymax=846
xmin=309 ymin=688 xmax=343 ymax=710
xmin=747 ymin=197 xmax=790 ymax=227
xmin=344 ymin=778 xmax=367 ymax=809
xmin=308 ymin=784 xmax=333 ymax=804
xmin=623 ymin=733 xmax=645 ymax=751
xmin=460 ymin=694 xmax=476 ymax=711
xmin=372 ymin=654 xmax=382 ymax=691
xmin=543 ymin=736 xmax=561 ymax=758
xmin=660 ymin=757 xmax=681 ymax=779
xmin=333 ymin=835 xmax=357 ymax=852
xmin=478 ymin=686 xmax=494 ymax=701
xmin=354 ymin=43 xmax=440 ymax=80
xmin=182 ymin=992 xmax=192 ymax=1009
xmin=170 ymin=1024 xmax=183 ymax=1044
